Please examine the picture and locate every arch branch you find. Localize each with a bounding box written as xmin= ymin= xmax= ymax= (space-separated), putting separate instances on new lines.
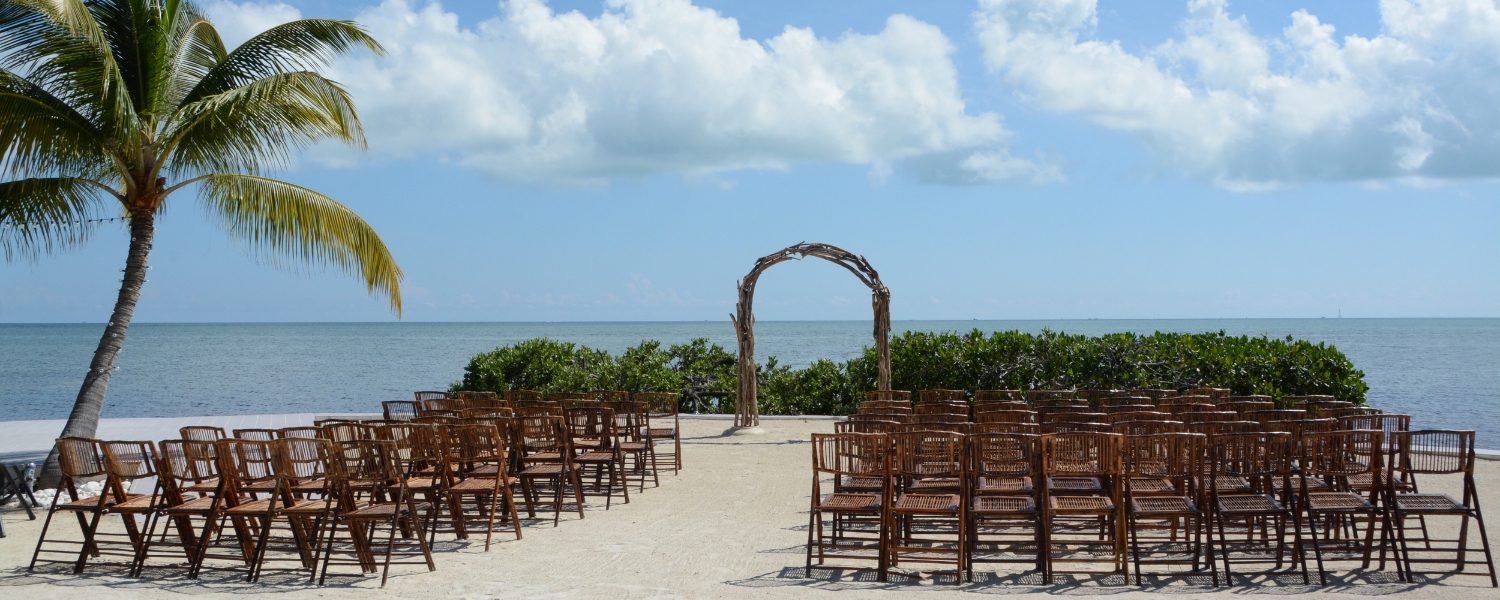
xmin=730 ymin=242 xmax=891 ymax=428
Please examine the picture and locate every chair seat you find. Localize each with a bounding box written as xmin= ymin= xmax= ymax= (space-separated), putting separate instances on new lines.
xmin=1132 ymin=496 xmax=1196 ymax=514
xmin=279 ymin=498 xmax=335 ymax=515
xmin=912 ymin=477 xmax=961 ymax=491
xmin=1217 ymin=494 xmax=1282 ymax=513
xmin=527 ymin=451 xmax=562 ymax=462
xmin=818 ymin=493 xmax=882 ymax=511
xmin=1049 ymin=495 xmax=1114 ymax=512
xmin=346 ymin=501 xmax=434 ymax=519
xmin=1208 ymin=476 xmax=1251 ymax=492
xmin=575 ymin=451 xmax=619 ymax=463
xmin=1394 ymin=493 xmax=1466 ymax=513
xmin=647 ymin=428 xmax=676 ymax=438
xmin=57 ymin=495 xmax=115 ymax=510
xmin=977 ymin=476 xmax=1032 ymax=494
xmin=1047 ymin=476 xmax=1102 ymax=492
xmin=894 ymin=493 xmax=960 ymax=512
xmin=1055 ymin=460 xmax=1101 ymax=474
xmin=518 ymin=464 xmax=578 ymax=476
xmin=1129 ymin=478 xmax=1175 ymax=493
xmin=973 ymin=495 xmax=1036 ymax=513
xmin=618 ymin=442 xmax=649 ymax=451
xmin=840 ymin=476 xmax=884 ymax=492
xmin=405 ymin=476 xmax=442 ymax=491
xmin=183 ymin=479 xmax=220 ymax=493
xmin=109 ymin=494 xmax=160 ymax=512
xmin=223 ymin=499 xmax=276 ymax=515
xmin=241 ymin=480 xmax=277 ymax=492
xmin=290 ymin=478 xmax=330 ymax=493
xmin=1307 ymin=492 xmax=1373 ymax=511
xmin=468 ymin=465 xmax=503 ymax=476
xmin=1272 ymin=476 xmax=1330 ymax=491
xmin=450 ymin=476 xmax=518 ymax=492
xmin=163 ymin=496 xmax=219 ymax=515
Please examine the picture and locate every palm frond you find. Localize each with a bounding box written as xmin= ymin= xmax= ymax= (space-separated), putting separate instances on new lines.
xmin=163 ymin=70 xmax=363 ymax=178
xmin=181 ymin=19 xmax=382 ymax=106
xmin=0 ymin=176 xmax=109 ymax=260
xmin=164 ymin=8 xmax=224 ymax=109
xmin=0 ymin=80 xmax=115 ymax=181
xmin=198 ymin=173 xmax=401 ymax=313
xmin=5 ymin=0 xmax=138 ymax=137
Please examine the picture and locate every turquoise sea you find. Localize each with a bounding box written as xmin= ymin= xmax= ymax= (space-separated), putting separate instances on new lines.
xmin=1 ymin=319 xmax=1496 ymax=447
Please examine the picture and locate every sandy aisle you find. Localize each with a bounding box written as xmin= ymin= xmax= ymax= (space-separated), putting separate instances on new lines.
xmin=1 ymin=417 xmax=1497 ymax=599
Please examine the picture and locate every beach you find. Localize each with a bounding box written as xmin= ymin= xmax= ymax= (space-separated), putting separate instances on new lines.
xmin=2 ymin=416 xmax=1497 ymax=598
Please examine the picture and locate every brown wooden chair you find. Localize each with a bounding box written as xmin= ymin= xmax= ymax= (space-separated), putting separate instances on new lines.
xmin=1185 ymin=388 xmax=1231 ymax=400
xmin=319 ymin=439 xmax=434 ymax=586
xmin=1385 ymin=430 xmax=1497 ymax=586
xmin=1297 ymin=429 xmax=1391 ymax=585
xmin=860 ymin=400 xmax=913 ymax=413
xmin=1124 ymin=433 xmax=1210 ymax=585
xmin=1103 ymin=404 xmax=1157 ymax=414
xmin=966 ymin=433 xmax=1042 ymax=578
xmin=807 ymin=432 xmax=890 ymax=580
xmin=29 ymin=438 xmax=116 ymax=573
xmin=919 ymin=389 xmax=967 ymax=403
xmin=1043 ymin=412 xmax=1107 ymax=425
xmin=915 ymin=402 xmax=969 ymax=416
xmin=1207 ymin=432 xmax=1308 ymax=584
xmin=609 ymin=401 xmax=658 ymax=491
xmin=637 ymin=392 xmax=682 ymax=473
xmin=1111 ymin=420 xmax=1185 ymax=436
xmin=1042 ymin=422 xmax=1112 ymax=434
xmin=179 ymin=426 xmax=226 ymax=443
xmin=974 ymin=422 xmax=1041 ymax=435
xmin=277 ymin=427 xmax=321 ymax=439
xmin=97 ymin=441 xmax=163 ymax=575
xmin=1040 ymin=432 xmax=1126 ymax=583
xmin=906 ymin=422 xmax=972 ymax=435
xmin=413 ymin=391 xmax=451 ymax=402
xmin=973 ymin=401 xmax=1028 ymax=413
xmin=836 ymin=420 xmax=903 ymax=434
xmin=514 ymin=417 xmax=585 ymax=526
xmin=888 ymin=430 xmax=966 ymax=583
xmin=1100 ymin=396 xmax=1153 ymax=409
xmin=505 ymin=389 xmax=544 ymax=405
xmin=914 ymin=413 xmax=969 ymax=425
xmin=851 ymin=412 xmax=912 ymax=424
xmin=1248 ymin=409 xmax=1308 ymax=425
xmin=975 ymin=410 xmax=1037 ymax=424
xmin=382 ymin=401 xmax=419 ymax=421
xmin=233 ymin=429 xmax=278 ymax=441
xmin=1107 ymin=411 xmax=1173 ymax=425
xmin=1181 ymin=411 xmax=1237 ymax=424
xmin=131 ymin=439 xmax=219 ymax=575
xmin=441 ymin=424 xmax=522 ymax=550
xmin=197 ymin=438 xmax=316 ymax=582
xmin=866 ymin=389 xmax=913 ymax=403
xmin=566 ymin=407 xmax=630 ymax=509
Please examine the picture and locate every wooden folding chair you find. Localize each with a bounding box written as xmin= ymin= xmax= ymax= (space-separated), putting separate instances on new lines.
xmin=131 ymin=439 xmax=219 ymax=576
xmin=320 ymin=439 xmax=435 ymax=586
xmin=1207 ymin=432 xmax=1308 ymax=585
xmin=966 ymin=433 xmax=1042 ymax=579
xmin=1124 ymin=433 xmax=1211 ymax=585
xmin=888 ymin=430 xmax=966 ymax=583
xmin=514 ymin=417 xmax=585 ymax=525
xmin=29 ymin=438 xmax=118 ymax=573
xmin=1040 ymin=432 xmax=1126 ymax=583
xmin=1386 ymin=430 xmax=1497 ymax=586
xmin=807 ymin=432 xmax=891 ymax=580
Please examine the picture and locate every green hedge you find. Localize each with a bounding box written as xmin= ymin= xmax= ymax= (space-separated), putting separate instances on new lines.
xmin=453 ymin=329 xmax=1367 ymax=415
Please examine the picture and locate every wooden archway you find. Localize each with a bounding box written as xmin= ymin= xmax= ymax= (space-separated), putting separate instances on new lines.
xmin=731 ymin=243 xmax=891 ymax=428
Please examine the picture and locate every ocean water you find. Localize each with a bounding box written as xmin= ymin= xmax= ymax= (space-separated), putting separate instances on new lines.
xmin=1 ymin=319 xmax=1496 ymax=447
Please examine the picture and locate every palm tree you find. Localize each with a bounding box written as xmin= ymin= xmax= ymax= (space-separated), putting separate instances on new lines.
xmin=0 ymin=0 xmax=401 ymax=486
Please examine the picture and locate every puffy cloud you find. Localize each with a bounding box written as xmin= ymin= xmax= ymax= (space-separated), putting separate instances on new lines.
xmin=975 ymin=0 xmax=1500 ymax=188
xmin=207 ymin=0 xmax=1053 ymax=186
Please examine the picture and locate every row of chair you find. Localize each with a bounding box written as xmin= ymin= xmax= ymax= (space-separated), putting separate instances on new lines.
xmin=29 ymin=400 xmax=682 ymax=586
xmin=808 ymin=425 xmax=1496 ymax=586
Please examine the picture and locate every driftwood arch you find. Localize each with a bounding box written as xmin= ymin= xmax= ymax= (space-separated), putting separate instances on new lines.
xmin=731 ymin=243 xmax=891 ymax=428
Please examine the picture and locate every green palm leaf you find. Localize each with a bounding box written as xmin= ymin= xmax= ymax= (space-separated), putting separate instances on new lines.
xmin=0 ymin=176 xmax=108 ymax=260
xmin=199 ymin=173 xmax=401 ymax=312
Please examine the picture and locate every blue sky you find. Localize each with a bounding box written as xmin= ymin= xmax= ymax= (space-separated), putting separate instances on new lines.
xmin=2 ymin=0 xmax=1497 ymax=322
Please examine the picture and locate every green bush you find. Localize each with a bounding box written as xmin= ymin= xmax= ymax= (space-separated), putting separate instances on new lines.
xmin=454 ymin=329 xmax=1367 ymax=415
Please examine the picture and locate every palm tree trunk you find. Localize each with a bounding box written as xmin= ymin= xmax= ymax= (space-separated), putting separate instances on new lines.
xmin=36 ymin=210 xmax=155 ymax=488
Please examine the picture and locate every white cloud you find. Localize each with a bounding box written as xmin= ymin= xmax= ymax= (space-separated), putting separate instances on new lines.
xmin=974 ymin=0 xmax=1500 ymax=188
xmin=207 ymin=0 xmax=1053 ymax=186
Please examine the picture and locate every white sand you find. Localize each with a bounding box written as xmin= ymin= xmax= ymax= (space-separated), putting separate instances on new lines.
xmin=1 ymin=417 xmax=1497 ymax=599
